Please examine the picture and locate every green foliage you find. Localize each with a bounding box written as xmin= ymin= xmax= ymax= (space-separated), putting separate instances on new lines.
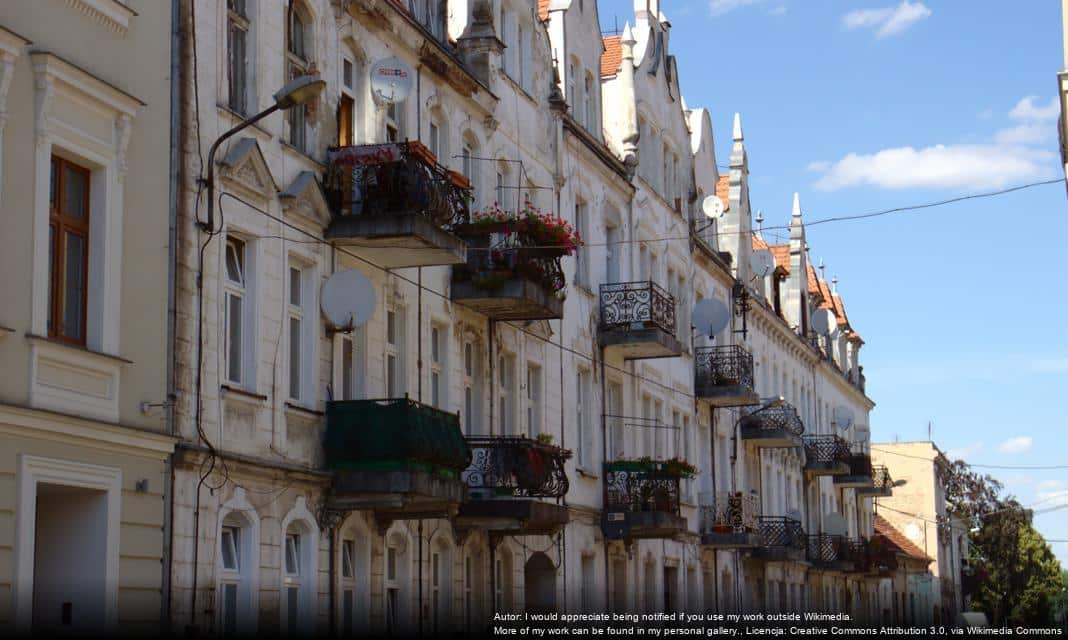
xmin=944 ymin=461 xmax=1063 ymax=625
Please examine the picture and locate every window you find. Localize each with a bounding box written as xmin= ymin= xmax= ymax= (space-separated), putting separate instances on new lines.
xmin=224 ymin=237 xmax=251 ymax=386
xmin=431 ymin=550 xmax=443 ymax=632
xmin=430 ymin=325 xmax=446 ymax=409
xmin=496 ymin=169 xmax=506 ymax=208
xmin=410 ymin=0 xmax=442 ymax=39
xmin=428 ymin=122 xmax=440 ymax=159
xmin=517 ymin=22 xmax=527 ymax=89
xmin=499 ymin=353 xmax=515 ymax=435
xmin=463 ymin=340 xmax=482 ymax=434
xmin=284 ymin=531 xmax=301 ymax=635
xmin=461 ymin=141 xmax=476 ymax=200
xmin=221 ymin=526 xmax=240 ymax=571
xmin=48 ymin=156 xmax=90 ymax=345
xmin=286 ymin=3 xmax=313 ymax=152
xmin=584 ymin=72 xmax=596 ymax=133
xmin=386 ymin=308 xmax=405 ymax=397
xmin=526 ymin=363 xmax=541 ymax=437
xmin=339 ymin=329 xmax=364 ymax=401
xmin=576 ymin=370 xmax=590 ymax=467
xmin=581 ymin=555 xmax=595 ymax=612
xmin=569 ymin=60 xmax=579 ymax=124
xmin=287 ymin=261 xmax=312 ymax=403
xmin=341 ymin=539 xmax=354 ymax=579
xmin=574 ymin=200 xmax=589 ymax=286
xmin=339 ymin=53 xmax=361 ymax=147
xmin=219 ymin=522 xmax=243 ymax=635
xmin=385 ymin=544 xmax=400 ymax=635
xmin=499 ymin=7 xmax=508 ymax=75
xmin=227 ymin=0 xmax=251 ymax=115
xmin=385 ymin=102 xmax=400 ymax=142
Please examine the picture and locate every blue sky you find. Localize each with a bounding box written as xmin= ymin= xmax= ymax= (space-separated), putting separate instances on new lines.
xmin=637 ymin=0 xmax=1068 ymax=560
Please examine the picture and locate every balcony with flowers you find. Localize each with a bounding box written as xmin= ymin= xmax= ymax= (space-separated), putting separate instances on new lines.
xmin=700 ymin=491 xmax=761 ymax=549
xmin=601 ymin=457 xmax=694 ymax=541
xmin=322 ymin=140 xmax=471 ymax=268
xmin=806 ymin=534 xmax=860 ymax=572
xmin=450 ymin=203 xmax=581 ymax=320
xmin=455 ymin=436 xmax=572 ymax=537
xmin=598 ymin=281 xmax=682 ymax=360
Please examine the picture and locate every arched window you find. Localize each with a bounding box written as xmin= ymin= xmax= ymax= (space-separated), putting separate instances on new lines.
xmin=384 ymin=530 xmax=411 ymax=636
xmin=464 ymin=546 xmax=485 ymax=630
xmin=286 ymin=2 xmax=314 ymax=152
xmin=338 ymin=514 xmax=371 ymax=634
xmin=216 ymin=490 xmax=260 ymax=635
xmin=525 ymin=552 xmax=557 ymax=614
xmin=427 ymin=107 xmax=448 ymax=163
xmin=280 ymin=499 xmax=319 ymax=636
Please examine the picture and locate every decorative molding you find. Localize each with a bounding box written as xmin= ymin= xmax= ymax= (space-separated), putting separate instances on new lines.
xmin=0 ymin=401 xmax=175 ymax=458
xmin=219 ymin=137 xmax=278 ymax=202
xmin=29 ymin=337 xmax=124 ymax=424
xmin=114 ymin=113 xmax=132 ymax=179
xmin=65 ymin=0 xmax=138 ymax=34
xmin=279 ymin=171 xmax=331 ymax=228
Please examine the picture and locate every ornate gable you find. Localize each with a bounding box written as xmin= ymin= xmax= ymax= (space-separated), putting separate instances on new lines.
xmin=279 ymin=171 xmax=331 ymax=229
xmin=218 ymin=137 xmax=277 ymax=202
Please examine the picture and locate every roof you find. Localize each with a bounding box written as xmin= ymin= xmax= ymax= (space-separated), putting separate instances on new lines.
xmin=751 ymin=234 xmax=769 ymax=252
xmin=875 ymin=515 xmax=933 ymax=562
xmin=806 ymin=264 xmax=821 ymax=299
xmin=601 ymin=35 xmax=622 ymax=79
xmin=769 ymin=243 xmax=790 ymax=275
xmin=538 ymin=0 xmax=550 ymax=21
xmin=715 ymin=173 xmax=730 ymax=212
xmin=831 ymin=294 xmax=849 ymax=328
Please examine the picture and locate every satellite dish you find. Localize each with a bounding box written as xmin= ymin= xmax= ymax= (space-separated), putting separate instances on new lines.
xmin=692 ymin=298 xmax=730 ymax=337
xmin=321 ymin=269 xmax=376 ymax=331
xmin=749 ymin=249 xmax=775 ymax=279
xmin=832 ymin=406 xmax=855 ymax=431
xmin=370 ymin=56 xmax=414 ymax=105
xmin=701 ymin=195 xmax=725 ymax=219
xmin=823 ymin=513 xmax=848 ymax=536
xmin=786 ymin=508 xmax=803 ymax=523
xmin=811 ymin=308 xmax=833 ymax=334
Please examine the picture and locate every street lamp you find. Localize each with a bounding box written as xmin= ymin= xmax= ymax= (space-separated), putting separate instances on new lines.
xmin=198 ymin=75 xmax=326 ymax=231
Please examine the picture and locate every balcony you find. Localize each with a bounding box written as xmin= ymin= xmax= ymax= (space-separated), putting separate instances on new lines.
xmin=700 ymin=492 xmax=761 ymax=549
xmin=738 ymin=403 xmax=804 ymax=448
xmin=598 ymin=281 xmax=682 ymax=360
xmin=833 ymin=451 xmax=875 ymax=489
xmin=601 ymin=459 xmax=689 ymax=541
xmin=806 ymin=534 xmax=858 ymax=572
xmin=803 ymin=435 xmax=852 ymax=476
xmin=323 ymin=142 xmax=470 ymax=268
xmin=857 ymin=465 xmax=894 ymax=498
xmin=751 ymin=516 xmax=807 ymax=562
xmin=450 ymin=226 xmax=565 ymax=321
xmin=859 ymin=535 xmax=899 ymax=576
xmin=455 ymin=436 xmax=572 ymax=536
xmin=694 ymin=345 xmax=760 ymax=407
xmin=323 ymin=397 xmax=470 ymax=521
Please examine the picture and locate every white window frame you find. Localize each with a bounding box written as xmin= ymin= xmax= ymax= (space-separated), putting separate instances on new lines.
xmin=526 ymin=362 xmax=542 ymax=437
xmin=463 ymin=339 xmax=482 ymax=435
xmin=574 ymin=199 xmax=589 ymax=286
xmin=286 ymin=2 xmax=314 ymax=153
xmin=13 ymin=455 xmax=122 ymax=633
xmin=576 ymin=369 xmax=591 ymax=468
xmin=214 ymin=489 xmax=260 ymax=635
xmin=386 ymin=307 xmax=406 ymax=397
xmin=335 ymin=326 xmax=365 ymax=401
xmin=223 ymin=235 xmax=256 ymax=390
xmin=430 ymin=324 xmax=446 ymax=409
xmin=498 ymin=352 xmax=516 ymax=435
xmin=279 ymin=498 xmax=319 ymax=636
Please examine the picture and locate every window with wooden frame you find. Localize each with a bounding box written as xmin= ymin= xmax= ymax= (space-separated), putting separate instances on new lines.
xmin=48 ymin=156 xmax=91 ymax=345
xmin=227 ymin=0 xmax=251 ymax=115
xmin=286 ymin=2 xmax=313 ymax=152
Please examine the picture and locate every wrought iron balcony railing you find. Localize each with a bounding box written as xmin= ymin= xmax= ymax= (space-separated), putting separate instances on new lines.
xmin=463 ymin=436 xmax=571 ymax=498
xmin=860 ymin=535 xmax=899 ymax=574
xmin=694 ymin=345 xmax=756 ymax=399
xmin=848 ymin=452 xmax=874 ymax=477
xmin=871 ymin=465 xmax=893 ymax=492
xmin=324 ymin=397 xmax=471 ymax=479
xmin=701 ymin=492 xmax=759 ymax=534
xmin=599 ymin=281 xmax=677 ymax=336
xmin=603 ymin=460 xmax=684 ymax=516
xmin=807 ymin=534 xmax=858 ymax=566
xmin=757 ymin=516 xmax=807 ymax=553
xmin=740 ymin=403 xmax=805 ymax=436
xmin=803 ymin=435 xmax=852 ymax=467
xmin=323 ymin=141 xmax=471 ymax=228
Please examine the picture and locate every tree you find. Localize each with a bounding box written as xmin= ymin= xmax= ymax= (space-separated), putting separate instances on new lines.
xmin=944 ymin=460 xmax=1062 ymax=625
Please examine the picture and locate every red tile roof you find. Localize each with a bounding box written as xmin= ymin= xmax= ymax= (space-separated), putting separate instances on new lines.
xmin=538 ymin=0 xmax=551 ymax=21
xmin=817 ymin=278 xmax=834 ymax=310
xmin=806 ymin=264 xmax=821 ymax=298
xmin=715 ymin=173 xmax=730 ymax=212
xmin=769 ymin=244 xmax=790 ymax=275
xmin=875 ymin=515 xmax=932 ymax=562
xmin=601 ymin=36 xmax=622 ymax=78
xmin=831 ymin=294 xmax=850 ymax=328
xmin=751 ymin=234 xmax=769 ymax=252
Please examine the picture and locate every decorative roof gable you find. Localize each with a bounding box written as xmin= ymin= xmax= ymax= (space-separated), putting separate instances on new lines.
xmin=279 ymin=171 xmax=331 ymax=229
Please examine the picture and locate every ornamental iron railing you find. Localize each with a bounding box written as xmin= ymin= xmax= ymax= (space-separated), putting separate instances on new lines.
xmin=847 ymin=452 xmax=874 ymax=478
xmin=694 ymin=345 xmax=756 ymax=397
xmin=807 ymin=534 xmax=858 ymax=565
xmin=871 ymin=465 xmax=893 ymax=492
xmin=463 ymin=436 xmax=571 ymax=498
xmin=701 ymin=492 xmax=759 ymax=534
xmin=452 ymin=225 xmax=567 ymax=296
xmin=740 ymin=403 xmax=805 ymax=436
xmin=324 ymin=142 xmax=471 ymax=228
xmin=757 ymin=516 xmax=807 ymax=552
xmin=803 ymin=435 xmax=852 ymax=467
xmin=603 ymin=460 xmax=683 ymax=516
xmin=599 ymin=281 xmax=677 ymax=336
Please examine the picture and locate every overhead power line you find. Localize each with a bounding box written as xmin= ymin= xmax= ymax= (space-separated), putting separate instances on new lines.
xmin=870 ymin=446 xmax=1068 ymax=471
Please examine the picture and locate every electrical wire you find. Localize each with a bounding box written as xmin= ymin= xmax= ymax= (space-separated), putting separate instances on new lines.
xmin=870 ymin=446 xmax=1068 ymax=471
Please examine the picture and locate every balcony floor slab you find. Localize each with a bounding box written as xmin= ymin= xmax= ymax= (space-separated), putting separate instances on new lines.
xmin=451 ymin=277 xmax=564 ymax=320
xmin=599 ymin=327 xmax=682 ymax=360
xmin=326 ymin=214 xmax=467 ymax=268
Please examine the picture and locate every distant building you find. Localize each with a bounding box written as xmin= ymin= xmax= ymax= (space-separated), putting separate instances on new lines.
xmin=874 ymin=515 xmax=935 ymax=625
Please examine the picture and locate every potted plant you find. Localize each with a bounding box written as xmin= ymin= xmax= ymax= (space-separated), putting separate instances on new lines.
xmin=535 ymin=432 xmax=555 ymax=445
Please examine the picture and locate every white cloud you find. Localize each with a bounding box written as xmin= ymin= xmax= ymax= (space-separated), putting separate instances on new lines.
xmin=1038 ymin=480 xmax=1065 ymax=492
xmin=812 ymin=143 xmax=1054 ymax=191
xmin=708 ymin=0 xmax=766 ymax=16
xmin=805 ymin=160 xmax=832 ymax=172
xmin=997 ymin=436 xmax=1033 ymax=455
xmin=843 ymin=1 xmax=931 ymax=38
xmin=1010 ymin=96 xmax=1060 ymax=122
xmin=946 ymin=442 xmax=983 ymax=461
xmin=993 ymin=96 xmax=1059 ymax=145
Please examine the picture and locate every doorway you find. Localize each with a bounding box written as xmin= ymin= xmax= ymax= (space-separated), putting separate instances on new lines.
xmin=524 ymin=553 xmax=557 ymax=614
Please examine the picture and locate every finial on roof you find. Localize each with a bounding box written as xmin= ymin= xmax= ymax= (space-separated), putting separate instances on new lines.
xmin=819 ymin=258 xmax=826 ymax=279
xmin=621 ymin=21 xmax=635 ymax=45
xmin=755 ymin=209 xmax=763 ymax=231
xmin=792 ymin=192 xmax=801 ymax=219
xmin=733 ymin=113 xmax=743 ymax=142
xmin=831 ymin=275 xmax=838 ymax=295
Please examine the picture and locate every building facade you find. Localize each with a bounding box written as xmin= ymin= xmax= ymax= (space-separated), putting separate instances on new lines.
xmin=871 ymin=440 xmax=968 ymax=625
xmin=0 ymin=0 xmax=176 ymax=635
xmin=1 ymin=0 xmax=903 ymax=636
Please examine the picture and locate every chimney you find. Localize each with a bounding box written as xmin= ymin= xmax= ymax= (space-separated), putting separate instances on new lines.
xmin=784 ymin=192 xmax=808 ymax=332
xmin=456 ymin=0 xmax=503 ymax=87
xmin=619 ymin=22 xmax=639 ymax=169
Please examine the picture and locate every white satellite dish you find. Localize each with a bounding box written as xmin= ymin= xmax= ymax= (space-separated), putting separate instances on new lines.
xmin=823 ymin=512 xmax=848 ymax=536
xmin=832 ymin=406 xmax=855 ymax=431
xmin=321 ymin=269 xmax=376 ymax=331
xmin=693 ymin=298 xmax=730 ymax=337
xmin=811 ymin=308 xmax=833 ymax=334
xmin=749 ymin=249 xmax=775 ymax=279
xmin=701 ymin=195 xmax=725 ymax=219
xmin=370 ymin=56 xmax=414 ymax=105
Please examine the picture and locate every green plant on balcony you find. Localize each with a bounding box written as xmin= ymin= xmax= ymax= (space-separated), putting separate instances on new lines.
xmin=535 ymin=432 xmax=555 ymax=445
xmin=469 ymin=202 xmax=584 ymax=255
